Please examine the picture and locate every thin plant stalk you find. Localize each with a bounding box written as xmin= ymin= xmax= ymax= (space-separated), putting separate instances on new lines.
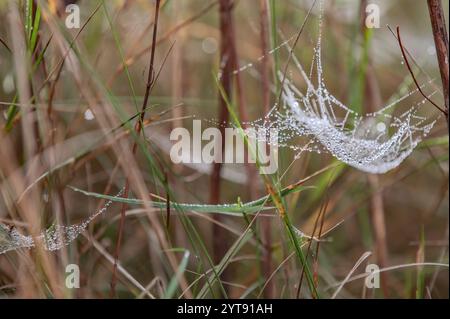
xmin=360 ymin=0 xmax=390 ymax=296
xmin=259 ymin=0 xmax=274 ymax=299
xmin=427 ymin=0 xmax=449 ymax=129
xmin=210 ymin=0 xmax=233 ymax=295
xmin=110 ymin=0 xmax=162 ymax=297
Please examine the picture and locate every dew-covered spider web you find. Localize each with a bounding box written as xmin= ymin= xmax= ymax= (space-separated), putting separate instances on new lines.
xmin=241 ymin=10 xmax=437 ymax=174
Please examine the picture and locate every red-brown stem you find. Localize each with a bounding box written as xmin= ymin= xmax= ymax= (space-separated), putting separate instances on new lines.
xmin=110 ymin=0 xmax=161 ymax=298
xmin=211 ymin=1 xmax=258 ymax=295
xmin=368 ymin=174 xmax=389 ymax=296
xmin=427 ymin=0 xmax=449 ymax=129
xmin=396 ymin=27 xmax=447 ymax=117
xmin=210 ymin=0 xmax=233 ymax=295
xmin=361 ymin=1 xmax=390 ymax=296
xmin=258 ymin=0 xmax=274 ymax=299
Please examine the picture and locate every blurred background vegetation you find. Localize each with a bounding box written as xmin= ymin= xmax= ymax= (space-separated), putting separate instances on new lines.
xmin=0 ymin=0 xmax=448 ymax=298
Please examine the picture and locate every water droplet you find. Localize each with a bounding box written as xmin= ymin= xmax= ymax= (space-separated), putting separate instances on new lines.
xmin=2 ymin=73 xmax=15 ymax=94
xmin=202 ymin=37 xmax=218 ymax=55
xmin=84 ymin=109 xmax=95 ymax=121
xmin=427 ymin=46 xmax=436 ymax=56
xmin=376 ymin=122 xmax=386 ymax=133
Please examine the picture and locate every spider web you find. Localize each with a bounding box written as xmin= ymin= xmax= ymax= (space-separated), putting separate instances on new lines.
xmin=246 ymin=14 xmax=437 ymax=174
xmin=0 ymin=188 xmax=123 ymax=255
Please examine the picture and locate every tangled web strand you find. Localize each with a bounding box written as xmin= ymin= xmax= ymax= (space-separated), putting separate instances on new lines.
xmin=0 ymin=188 xmax=123 ymax=255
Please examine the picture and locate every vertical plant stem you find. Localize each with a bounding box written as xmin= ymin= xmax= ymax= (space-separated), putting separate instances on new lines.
xmin=360 ymin=0 xmax=390 ymax=296
xmin=268 ymin=0 xmax=280 ymax=94
xmin=110 ymin=0 xmax=161 ymax=297
xmin=226 ymin=6 xmax=256 ymax=203
xmin=170 ymin=1 xmax=188 ymax=248
xmin=210 ymin=0 xmax=233 ymax=294
xmin=259 ymin=0 xmax=274 ymax=299
xmin=368 ymin=175 xmax=389 ymax=295
xmin=427 ymin=0 xmax=449 ymax=129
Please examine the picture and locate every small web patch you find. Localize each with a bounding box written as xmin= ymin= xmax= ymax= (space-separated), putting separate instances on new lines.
xmin=0 ymin=188 xmax=123 ymax=255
